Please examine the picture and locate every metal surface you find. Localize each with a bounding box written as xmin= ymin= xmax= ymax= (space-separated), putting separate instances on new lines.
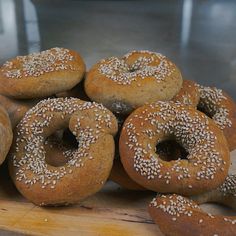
xmin=0 ymin=0 xmax=235 ymax=98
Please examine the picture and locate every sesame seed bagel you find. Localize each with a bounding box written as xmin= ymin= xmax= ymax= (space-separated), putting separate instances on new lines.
xmin=8 ymin=98 xmax=118 ymax=206
xmin=191 ymin=174 xmax=236 ymax=210
xmin=0 ymin=94 xmax=39 ymax=128
xmin=198 ymin=85 xmax=236 ymax=151
xmin=172 ymin=80 xmax=200 ymax=107
xmin=148 ymin=190 xmax=236 ymax=236
xmin=0 ymin=105 xmax=13 ymax=165
xmin=85 ymin=50 xmax=183 ymax=115
xmin=0 ymin=48 xmax=86 ymax=99
xmin=119 ymin=101 xmax=230 ymax=196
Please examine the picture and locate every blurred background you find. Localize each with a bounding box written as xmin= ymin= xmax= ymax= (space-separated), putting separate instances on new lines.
xmin=0 ymin=0 xmax=235 ymax=99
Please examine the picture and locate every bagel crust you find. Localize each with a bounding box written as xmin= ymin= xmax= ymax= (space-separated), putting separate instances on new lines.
xmin=172 ymin=80 xmax=200 ymax=107
xmin=0 ymin=94 xmax=39 ymax=128
xmin=8 ymin=98 xmax=118 ymax=206
xmin=0 ymin=105 xmax=13 ymax=165
xmin=85 ymin=50 xmax=183 ymax=114
xmin=0 ymin=48 xmax=86 ymax=99
xmin=119 ymin=101 xmax=230 ymax=196
xmin=198 ymin=85 xmax=236 ymax=151
xmin=149 ymin=189 xmax=236 ymax=236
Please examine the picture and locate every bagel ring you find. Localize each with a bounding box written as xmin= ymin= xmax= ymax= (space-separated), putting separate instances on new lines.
xmin=172 ymin=80 xmax=200 ymax=107
xmin=85 ymin=50 xmax=183 ymax=115
xmin=198 ymin=85 xmax=236 ymax=151
xmin=0 ymin=47 xmax=85 ymax=99
xmin=9 ymin=98 xmax=118 ymax=206
xmin=119 ymin=101 xmax=230 ymax=195
xmin=149 ymin=175 xmax=236 ymax=236
xmin=0 ymin=105 xmax=13 ymax=165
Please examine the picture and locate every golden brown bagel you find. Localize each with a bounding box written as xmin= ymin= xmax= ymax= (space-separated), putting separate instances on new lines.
xmin=0 ymin=105 xmax=13 ymax=165
xmin=85 ymin=50 xmax=183 ymax=115
xmin=0 ymin=94 xmax=39 ymax=128
xmin=198 ymin=85 xmax=236 ymax=151
xmin=120 ymin=101 xmax=230 ymax=196
xmin=0 ymin=48 xmax=85 ymax=99
xmin=149 ymin=176 xmax=236 ymax=236
xmin=8 ymin=98 xmax=118 ymax=206
xmin=172 ymin=80 xmax=200 ymax=107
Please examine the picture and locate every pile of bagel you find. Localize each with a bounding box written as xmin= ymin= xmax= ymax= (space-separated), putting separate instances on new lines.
xmin=0 ymin=48 xmax=236 ymax=235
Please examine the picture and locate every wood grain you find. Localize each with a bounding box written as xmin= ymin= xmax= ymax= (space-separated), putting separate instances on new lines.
xmin=0 ymin=150 xmax=235 ymax=236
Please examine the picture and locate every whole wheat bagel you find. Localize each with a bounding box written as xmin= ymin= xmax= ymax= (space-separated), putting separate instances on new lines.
xmin=0 ymin=48 xmax=85 ymax=99
xmin=85 ymin=50 xmax=183 ymax=115
xmin=9 ymin=98 xmax=118 ymax=206
xmin=149 ymin=175 xmax=236 ymax=236
xmin=120 ymin=101 xmax=230 ymax=195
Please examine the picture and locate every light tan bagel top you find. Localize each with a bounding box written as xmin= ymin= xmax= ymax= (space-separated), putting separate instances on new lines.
xmin=0 ymin=48 xmax=86 ymax=99
xmin=85 ymin=50 xmax=183 ymax=114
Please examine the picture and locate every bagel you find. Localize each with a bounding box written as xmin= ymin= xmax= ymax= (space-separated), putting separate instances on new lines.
xmin=198 ymin=85 xmax=236 ymax=151
xmin=0 ymin=48 xmax=85 ymax=99
xmin=0 ymin=94 xmax=39 ymax=128
xmin=8 ymin=98 xmax=118 ymax=206
xmin=119 ymin=101 xmax=230 ymax=195
xmin=85 ymin=50 xmax=183 ymax=115
xmin=0 ymin=105 xmax=13 ymax=165
xmin=172 ymin=80 xmax=200 ymax=107
xmin=149 ymin=175 xmax=236 ymax=236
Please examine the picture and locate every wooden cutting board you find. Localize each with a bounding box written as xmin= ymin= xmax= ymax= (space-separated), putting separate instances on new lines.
xmin=0 ymin=150 xmax=236 ymax=236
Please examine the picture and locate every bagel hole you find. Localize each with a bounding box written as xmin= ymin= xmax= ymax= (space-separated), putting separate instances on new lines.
xmin=45 ymin=128 xmax=78 ymax=167
xmin=62 ymin=128 xmax=78 ymax=148
xmin=128 ymin=68 xmax=137 ymax=72
xmin=156 ymin=140 xmax=188 ymax=161
xmin=197 ymin=105 xmax=213 ymax=119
